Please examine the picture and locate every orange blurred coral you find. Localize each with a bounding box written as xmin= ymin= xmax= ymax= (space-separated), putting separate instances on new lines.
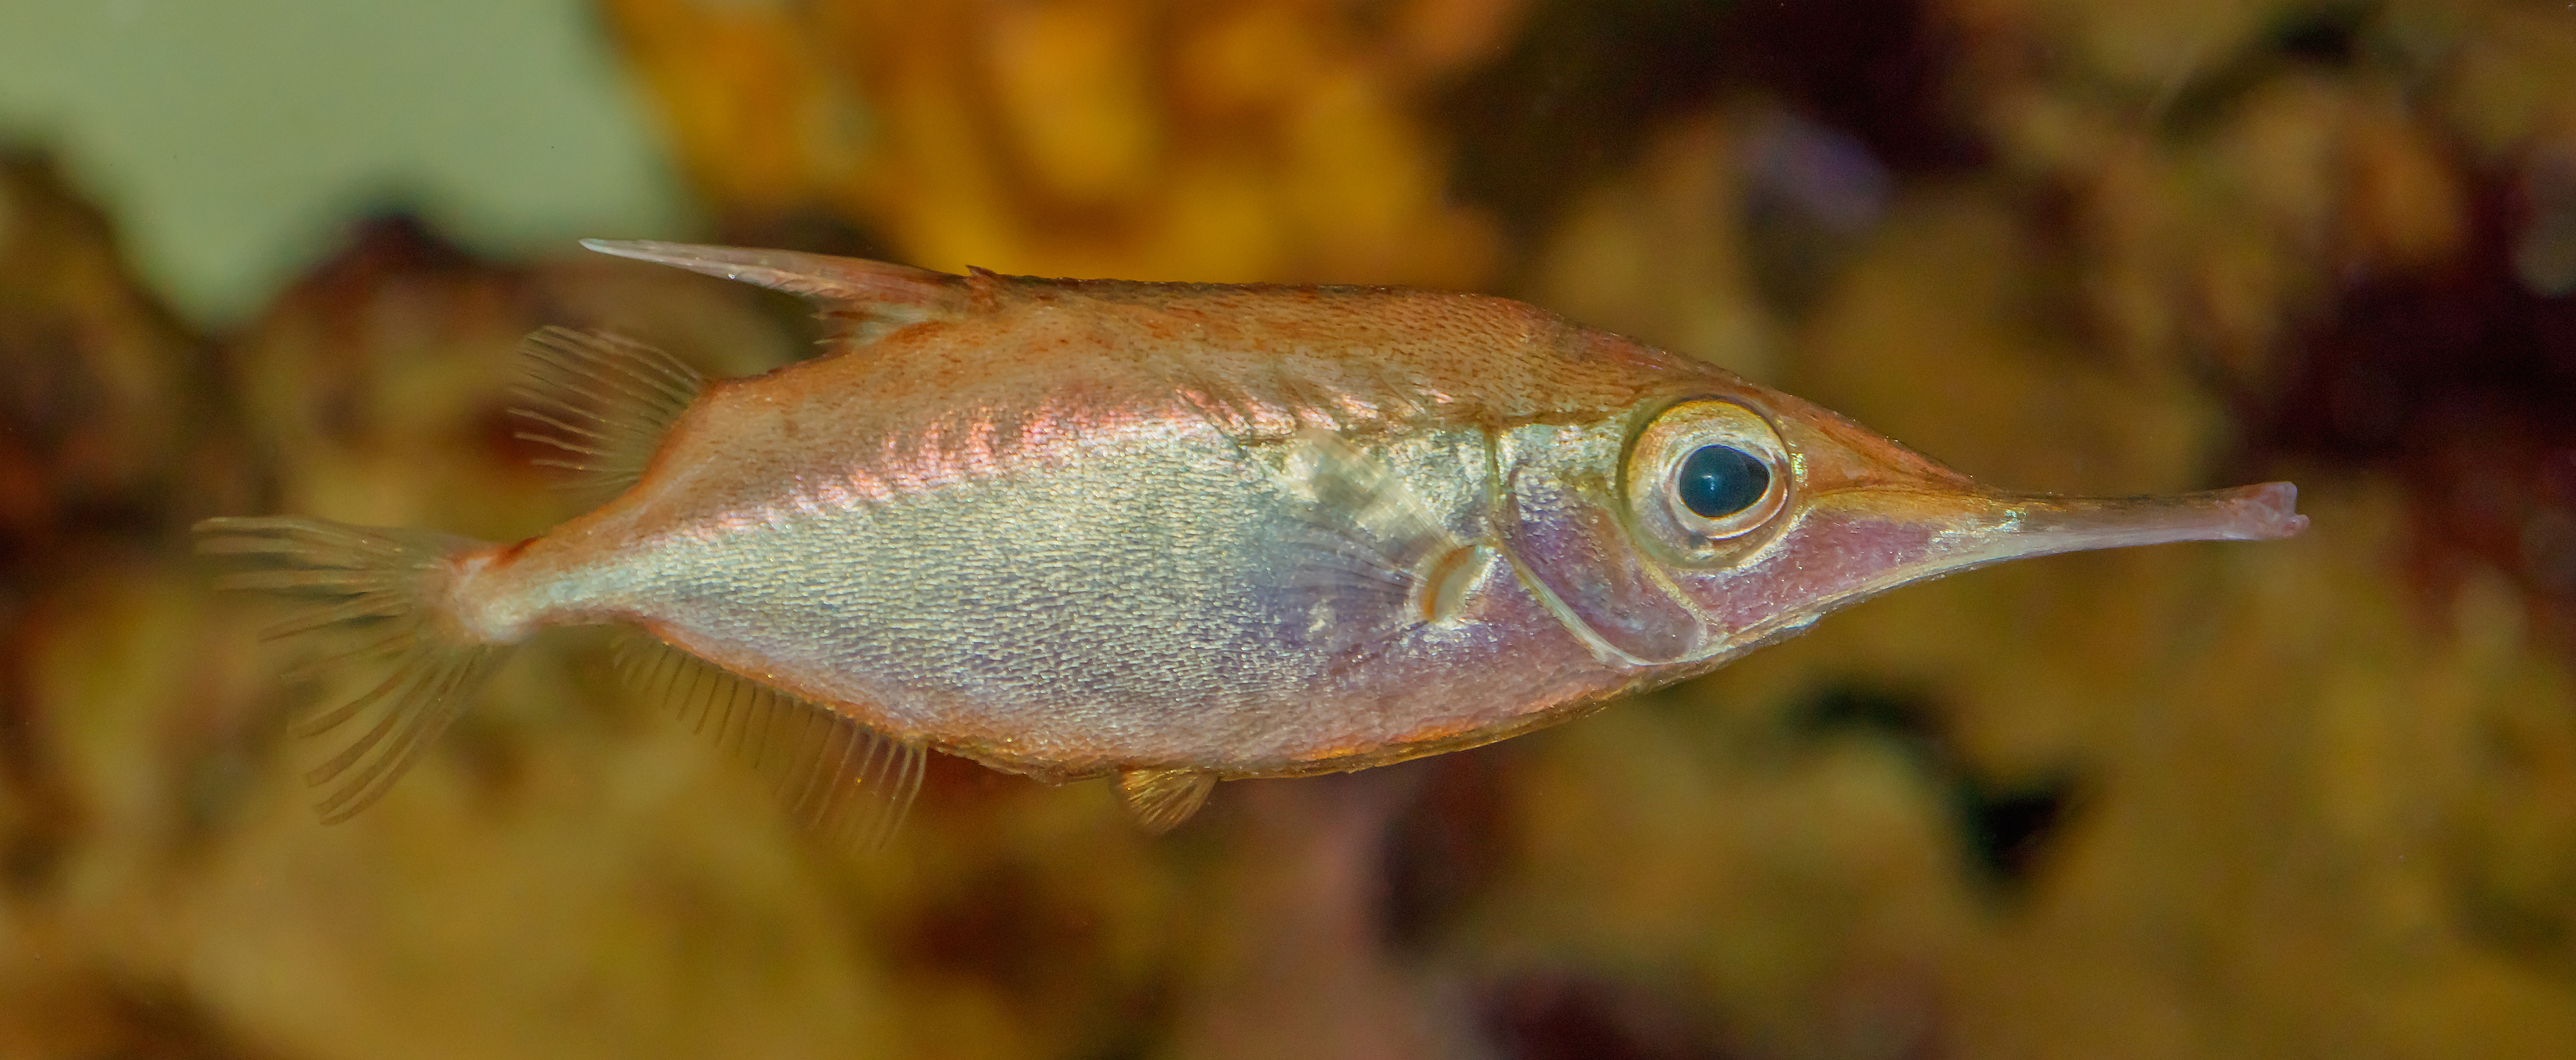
xmin=599 ymin=0 xmax=1522 ymax=286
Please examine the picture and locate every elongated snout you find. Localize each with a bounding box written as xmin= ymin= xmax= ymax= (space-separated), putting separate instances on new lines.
xmin=1644 ymin=478 xmax=2311 ymax=666
xmin=1950 ymin=481 xmax=2308 ymax=567
xmin=1822 ymin=479 xmax=2308 ymax=587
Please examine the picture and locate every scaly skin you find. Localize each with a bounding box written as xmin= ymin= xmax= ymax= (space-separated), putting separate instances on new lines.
xmin=454 ymin=250 xmax=2307 ymax=786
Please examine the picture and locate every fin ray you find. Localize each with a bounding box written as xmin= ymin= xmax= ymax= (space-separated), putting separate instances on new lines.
xmin=1273 ymin=431 xmax=1481 ymax=661
xmin=610 ymin=631 xmax=923 ymax=850
xmin=1117 ymin=768 xmax=1217 ymax=833
xmin=507 ymin=327 xmax=704 ymax=504
xmin=195 ymin=516 xmax=509 ymax=822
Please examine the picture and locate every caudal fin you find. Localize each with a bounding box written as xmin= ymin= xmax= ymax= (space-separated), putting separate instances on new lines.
xmin=195 ymin=516 xmax=512 ymax=822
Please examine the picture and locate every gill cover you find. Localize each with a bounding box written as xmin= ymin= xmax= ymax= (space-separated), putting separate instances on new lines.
xmin=1493 ymin=399 xmax=1796 ymax=666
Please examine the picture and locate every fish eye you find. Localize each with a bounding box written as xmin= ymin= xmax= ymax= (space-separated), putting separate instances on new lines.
xmin=1625 ymin=399 xmax=1791 ymax=554
xmin=1676 ymin=444 xmax=1770 ymax=519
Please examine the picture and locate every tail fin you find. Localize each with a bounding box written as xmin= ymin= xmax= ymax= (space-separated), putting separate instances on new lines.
xmin=195 ymin=516 xmax=512 ymax=822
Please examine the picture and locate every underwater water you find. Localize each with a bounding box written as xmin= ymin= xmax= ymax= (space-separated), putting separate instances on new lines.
xmin=4 ymin=1 xmax=2576 ymax=1058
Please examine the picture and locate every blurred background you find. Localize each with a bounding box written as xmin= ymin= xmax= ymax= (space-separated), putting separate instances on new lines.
xmin=4 ymin=0 xmax=2576 ymax=1056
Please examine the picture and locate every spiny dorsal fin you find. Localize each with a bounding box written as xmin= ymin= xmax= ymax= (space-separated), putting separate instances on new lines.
xmin=1117 ymin=768 xmax=1217 ymax=834
xmin=611 ymin=630 xmax=924 ymax=851
xmin=581 ymin=239 xmax=967 ymax=346
xmin=508 ymin=327 xmax=703 ymax=504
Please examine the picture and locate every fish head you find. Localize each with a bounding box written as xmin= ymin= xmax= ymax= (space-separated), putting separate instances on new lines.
xmin=1491 ymin=364 xmax=2307 ymax=670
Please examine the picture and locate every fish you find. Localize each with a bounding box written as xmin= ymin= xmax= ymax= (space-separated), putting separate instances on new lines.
xmin=195 ymin=239 xmax=2308 ymax=843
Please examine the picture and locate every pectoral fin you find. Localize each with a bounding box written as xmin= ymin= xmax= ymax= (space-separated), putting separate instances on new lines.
xmin=1118 ymin=768 xmax=1217 ymax=833
xmin=1275 ymin=431 xmax=1499 ymax=656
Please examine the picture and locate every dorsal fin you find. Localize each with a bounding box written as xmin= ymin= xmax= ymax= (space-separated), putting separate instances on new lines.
xmin=509 ymin=327 xmax=703 ymax=504
xmin=611 ymin=630 xmax=925 ymax=851
xmin=581 ymin=239 xmax=968 ymax=345
xmin=1117 ymin=768 xmax=1217 ymax=833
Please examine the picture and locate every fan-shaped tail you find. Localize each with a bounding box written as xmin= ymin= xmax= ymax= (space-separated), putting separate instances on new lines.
xmin=196 ymin=516 xmax=512 ymax=822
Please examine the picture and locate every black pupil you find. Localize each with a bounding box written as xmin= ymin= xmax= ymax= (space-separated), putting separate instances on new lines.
xmin=1676 ymin=445 xmax=1770 ymax=520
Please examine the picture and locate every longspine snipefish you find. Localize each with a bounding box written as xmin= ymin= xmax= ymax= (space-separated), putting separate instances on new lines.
xmin=195 ymin=240 xmax=2308 ymax=842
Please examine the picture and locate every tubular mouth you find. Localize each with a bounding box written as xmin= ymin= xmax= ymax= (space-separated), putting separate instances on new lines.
xmin=1960 ymin=481 xmax=2308 ymax=566
xmin=2205 ymin=481 xmax=2309 ymax=539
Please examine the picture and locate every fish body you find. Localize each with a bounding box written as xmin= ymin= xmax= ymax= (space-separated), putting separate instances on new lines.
xmin=200 ymin=241 xmax=2307 ymax=835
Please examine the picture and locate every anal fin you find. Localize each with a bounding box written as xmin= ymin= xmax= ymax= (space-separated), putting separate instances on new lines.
xmin=612 ymin=630 xmax=924 ymax=850
xmin=1118 ymin=768 xmax=1217 ymax=834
